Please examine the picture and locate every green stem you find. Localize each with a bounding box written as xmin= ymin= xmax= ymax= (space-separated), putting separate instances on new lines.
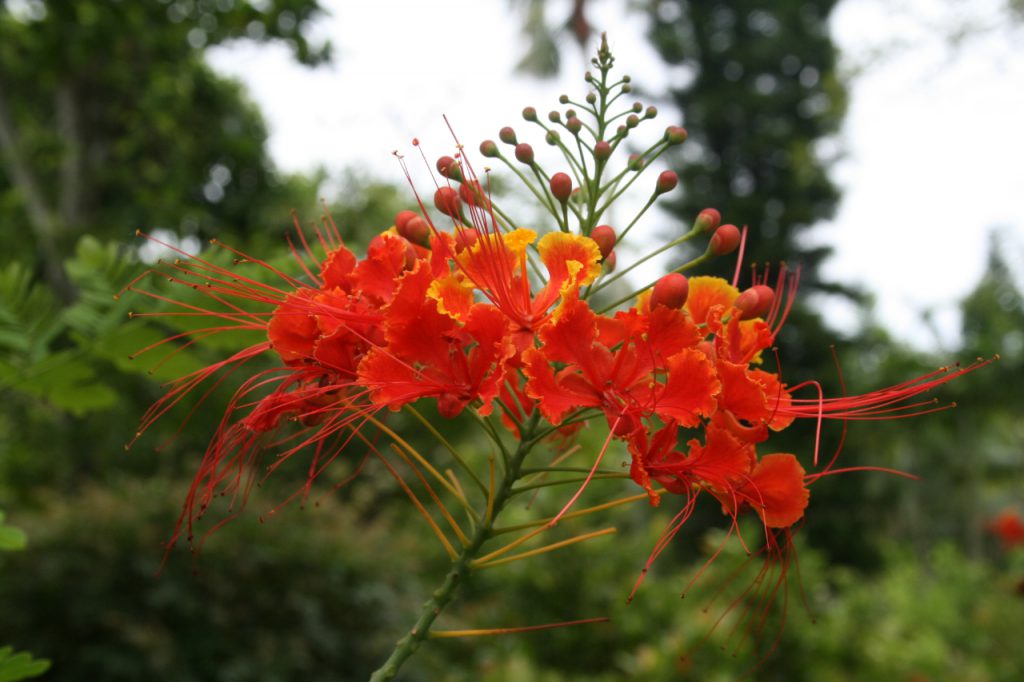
xmin=368 ymin=414 xmax=541 ymax=682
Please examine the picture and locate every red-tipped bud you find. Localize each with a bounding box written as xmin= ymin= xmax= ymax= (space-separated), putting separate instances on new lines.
xmin=709 ymin=224 xmax=741 ymax=256
xmin=631 ymin=102 xmax=643 ymax=113
xmin=735 ymin=284 xmax=775 ymax=320
xmin=602 ymin=250 xmax=617 ymax=273
xmin=590 ymin=225 xmax=616 ymax=259
xmin=459 ymin=180 xmax=489 ymax=209
xmin=454 ymin=227 xmax=479 ymax=252
xmin=695 ymin=208 xmax=721 ymax=233
xmin=515 ymin=143 xmax=535 ymax=165
xmin=550 ymin=173 xmax=572 ymax=204
xmin=626 ymin=114 xmax=640 ymax=128
xmin=395 ymin=210 xmax=418 ymax=234
xmin=436 ymin=156 xmax=462 ymax=181
xmin=400 ymin=215 xmax=431 ymax=247
xmin=655 ymin=170 xmax=679 ymax=195
xmin=522 ymin=106 xmax=538 ymax=122
xmin=664 ymin=126 xmax=688 ymax=145
xmin=566 ymin=117 xmax=582 ymax=135
xmin=650 ymin=273 xmax=689 ymax=309
xmin=433 ymin=187 xmax=461 ymax=218
xmin=628 ymin=154 xmax=644 ymax=171
xmin=480 ymin=140 xmax=499 ymax=158
xmin=594 ymin=140 xmax=612 ymax=161
xmin=645 ymin=105 xmax=658 ymax=119
xmin=548 ymin=110 xmax=561 ymax=123
xmin=499 ymin=126 xmax=517 ymax=145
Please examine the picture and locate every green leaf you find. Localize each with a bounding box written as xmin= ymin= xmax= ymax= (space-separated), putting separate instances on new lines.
xmin=0 ymin=646 xmax=51 ymax=682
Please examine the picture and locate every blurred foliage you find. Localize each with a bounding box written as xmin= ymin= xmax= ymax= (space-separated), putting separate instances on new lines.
xmin=0 ymin=0 xmax=330 ymax=301
xmin=0 ymin=511 xmax=50 ymax=681
xmin=0 ymin=479 xmax=430 ymax=682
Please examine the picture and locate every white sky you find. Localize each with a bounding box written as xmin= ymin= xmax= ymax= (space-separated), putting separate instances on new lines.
xmin=208 ymin=0 xmax=1024 ymax=351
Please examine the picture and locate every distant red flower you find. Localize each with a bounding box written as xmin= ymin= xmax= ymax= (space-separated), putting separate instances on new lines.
xmin=989 ymin=509 xmax=1024 ymax=550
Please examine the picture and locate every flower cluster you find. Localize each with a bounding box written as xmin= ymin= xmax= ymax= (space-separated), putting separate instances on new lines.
xmin=127 ymin=36 xmax=991 ymax=678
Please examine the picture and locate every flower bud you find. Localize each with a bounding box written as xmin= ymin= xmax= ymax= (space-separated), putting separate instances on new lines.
xmin=550 ymin=173 xmax=572 ymax=204
xmin=585 ymin=92 xmax=597 ymax=105
xmin=394 ymin=210 xmax=418 ymax=234
xmin=559 ymin=94 xmax=570 ymax=104
xmin=694 ymin=208 xmax=721 ymax=233
xmin=709 ymin=224 xmax=741 ymax=256
xmin=514 ymin=143 xmax=535 ymax=165
xmin=735 ymin=284 xmax=775 ymax=320
xmin=433 ymin=187 xmax=461 ymax=217
xmin=631 ymin=102 xmax=643 ymax=113
xmin=621 ymin=84 xmax=632 ymax=94
xmin=626 ymin=114 xmax=640 ymax=128
xmin=594 ymin=140 xmax=612 ymax=162
xmin=499 ymin=126 xmax=517 ymax=145
xmin=400 ymin=215 xmax=431 ymax=247
xmin=545 ymin=130 xmax=560 ymax=145
xmin=627 ymin=154 xmax=644 ymax=171
xmin=650 ymin=273 xmax=689 ymax=309
xmin=436 ymin=156 xmax=461 ymax=181
xmin=480 ymin=140 xmax=499 ymax=158
xmin=664 ymin=126 xmax=688 ymax=145
xmin=548 ymin=110 xmax=561 ymax=123
xmin=459 ymin=180 xmax=489 ymax=209
xmin=645 ymin=105 xmax=658 ymax=119
xmin=655 ymin=170 xmax=679 ymax=195
xmin=602 ymin=250 xmax=617 ymax=273
xmin=454 ymin=227 xmax=479 ymax=252
xmin=565 ymin=108 xmax=577 ymax=118
xmin=566 ymin=117 xmax=582 ymax=135
xmin=590 ymin=225 xmax=616 ymax=259
xmin=522 ymin=106 xmax=538 ymax=122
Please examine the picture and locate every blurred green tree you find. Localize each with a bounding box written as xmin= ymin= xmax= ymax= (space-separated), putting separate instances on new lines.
xmin=0 ymin=0 xmax=329 ymax=303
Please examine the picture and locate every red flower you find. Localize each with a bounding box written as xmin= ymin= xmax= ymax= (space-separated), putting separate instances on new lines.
xmin=989 ymin=509 xmax=1024 ymax=550
xmin=523 ymin=295 xmax=719 ymax=434
xmin=358 ymin=262 xmax=515 ymax=418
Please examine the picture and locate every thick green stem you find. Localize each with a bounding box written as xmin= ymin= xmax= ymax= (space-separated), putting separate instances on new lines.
xmin=368 ymin=415 xmax=540 ymax=681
